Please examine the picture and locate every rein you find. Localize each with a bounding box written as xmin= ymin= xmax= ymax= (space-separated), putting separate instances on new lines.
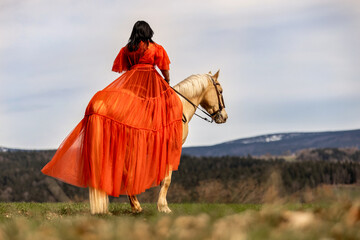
xmin=171 ymin=75 xmax=225 ymax=123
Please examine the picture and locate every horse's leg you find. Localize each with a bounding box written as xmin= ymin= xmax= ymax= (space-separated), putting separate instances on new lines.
xmin=157 ymin=169 xmax=173 ymax=213
xmin=128 ymin=195 xmax=143 ymax=213
xmin=156 ymin=122 xmax=188 ymax=213
xmin=89 ymin=187 xmax=109 ymax=214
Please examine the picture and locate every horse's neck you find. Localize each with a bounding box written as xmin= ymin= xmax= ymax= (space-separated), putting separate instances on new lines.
xmin=173 ymin=74 xmax=209 ymax=123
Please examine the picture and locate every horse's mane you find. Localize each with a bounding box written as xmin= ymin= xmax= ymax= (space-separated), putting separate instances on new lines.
xmin=173 ymin=74 xmax=210 ymax=99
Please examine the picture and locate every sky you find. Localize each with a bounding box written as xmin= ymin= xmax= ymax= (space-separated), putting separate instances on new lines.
xmin=0 ymin=0 xmax=359 ymax=149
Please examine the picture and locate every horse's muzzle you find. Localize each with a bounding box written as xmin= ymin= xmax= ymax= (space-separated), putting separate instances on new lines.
xmin=214 ymin=110 xmax=228 ymax=124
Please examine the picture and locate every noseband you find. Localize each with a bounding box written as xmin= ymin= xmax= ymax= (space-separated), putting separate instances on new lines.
xmin=209 ymin=76 xmax=226 ymax=117
xmin=171 ymin=75 xmax=226 ymax=123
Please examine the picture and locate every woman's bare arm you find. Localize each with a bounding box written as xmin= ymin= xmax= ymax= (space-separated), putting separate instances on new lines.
xmin=160 ymin=70 xmax=170 ymax=84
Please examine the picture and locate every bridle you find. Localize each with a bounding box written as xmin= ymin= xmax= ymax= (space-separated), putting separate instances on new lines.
xmin=171 ymin=75 xmax=225 ymax=123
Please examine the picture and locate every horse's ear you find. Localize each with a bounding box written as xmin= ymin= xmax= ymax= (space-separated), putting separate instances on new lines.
xmin=213 ymin=70 xmax=220 ymax=80
xmin=208 ymin=71 xmax=212 ymax=75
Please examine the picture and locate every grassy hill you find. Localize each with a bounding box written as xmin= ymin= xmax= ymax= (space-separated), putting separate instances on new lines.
xmin=0 ymin=148 xmax=360 ymax=203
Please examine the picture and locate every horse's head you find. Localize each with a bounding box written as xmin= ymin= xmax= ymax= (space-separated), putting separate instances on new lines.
xmin=200 ymin=70 xmax=228 ymax=124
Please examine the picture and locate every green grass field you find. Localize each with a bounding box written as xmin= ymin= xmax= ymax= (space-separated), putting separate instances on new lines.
xmin=1 ymin=200 xmax=360 ymax=240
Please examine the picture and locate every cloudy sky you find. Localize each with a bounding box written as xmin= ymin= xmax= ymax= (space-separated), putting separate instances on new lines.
xmin=1 ymin=0 xmax=359 ymax=149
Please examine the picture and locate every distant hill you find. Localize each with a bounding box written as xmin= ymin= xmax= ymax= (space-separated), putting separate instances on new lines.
xmin=1 ymin=129 xmax=360 ymax=157
xmin=0 ymin=146 xmax=40 ymax=153
xmin=181 ymin=129 xmax=360 ymax=157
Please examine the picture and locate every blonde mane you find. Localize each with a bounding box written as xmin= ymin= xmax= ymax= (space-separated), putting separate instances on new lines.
xmin=173 ymin=74 xmax=211 ymax=99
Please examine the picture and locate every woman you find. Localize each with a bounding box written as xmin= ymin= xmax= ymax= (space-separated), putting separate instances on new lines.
xmin=41 ymin=21 xmax=183 ymax=197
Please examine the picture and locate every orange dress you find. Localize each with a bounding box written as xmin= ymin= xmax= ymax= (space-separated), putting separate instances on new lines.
xmin=41 ymin=42 xmax=183 ymax=197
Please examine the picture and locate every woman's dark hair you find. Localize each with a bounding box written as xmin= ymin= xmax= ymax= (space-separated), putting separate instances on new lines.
xmin=127 ymin=21 xmax=154 ymax=52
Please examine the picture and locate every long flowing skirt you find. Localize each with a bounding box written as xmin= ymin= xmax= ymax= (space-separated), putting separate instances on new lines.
xmin=41 ymin=65 xmax=183 ymax=197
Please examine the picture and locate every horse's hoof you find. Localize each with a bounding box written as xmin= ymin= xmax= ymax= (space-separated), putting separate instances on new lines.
xmin=158 ymin=205 xmax=172 ymax=213
xmin=131 ymin=206 xmax=143 ymax=213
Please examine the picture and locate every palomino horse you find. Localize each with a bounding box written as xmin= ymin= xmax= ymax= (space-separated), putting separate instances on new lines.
xmin=89 ymin=70 xmax=227 ymax=214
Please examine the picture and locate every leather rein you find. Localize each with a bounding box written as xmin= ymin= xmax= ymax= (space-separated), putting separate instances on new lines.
xmin=171 ymin=75 xmax=225 ymax=123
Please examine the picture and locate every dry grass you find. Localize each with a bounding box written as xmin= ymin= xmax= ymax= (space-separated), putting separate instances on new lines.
xmin=0 ymin=199 xmax=359 ymax=240
xmin=1 ymin=185 xmax=360 ymax=239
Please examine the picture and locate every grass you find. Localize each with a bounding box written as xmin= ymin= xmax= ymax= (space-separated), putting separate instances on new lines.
xmin=0 ymin=201 xmax=359 ymax=240
xmin=0 ymin=202 xmax=263 ymax=221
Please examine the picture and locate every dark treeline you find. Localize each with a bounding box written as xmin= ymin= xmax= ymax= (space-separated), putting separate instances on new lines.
xmin=0 ymin=151 xmax=88 ymax=202
xmin=296 ymin=148 xmax=360 ymax=162
xmin=167 ymin=155 xmax=360 ymax=203
xmin=0 ymin=148 xmax=359 ymax=203
xmin=178 ymin=155 xmax=360 ymax=189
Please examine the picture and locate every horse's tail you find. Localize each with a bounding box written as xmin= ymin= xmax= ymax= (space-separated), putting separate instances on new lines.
xmin=89 ymin=187 xmax=109 ymax=214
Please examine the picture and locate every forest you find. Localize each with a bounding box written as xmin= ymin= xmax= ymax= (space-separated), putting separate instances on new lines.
xmin=0 ymin=148 xmax=359 ymax=203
